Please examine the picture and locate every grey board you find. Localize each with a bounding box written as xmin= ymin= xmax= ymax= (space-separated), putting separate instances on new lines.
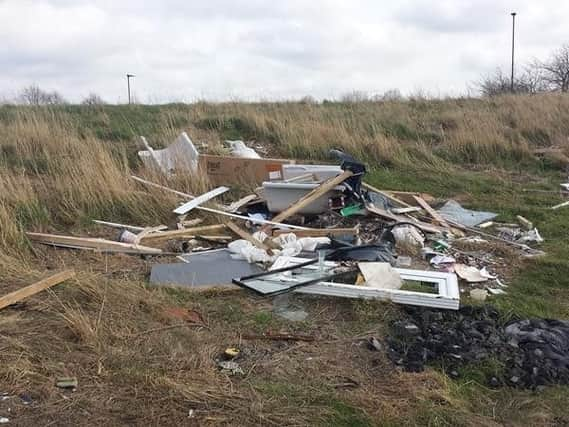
xmin=149 ymin=249 xmax=263 ymax=288
xmin=437 ymin=200 xmax=498 ymax=228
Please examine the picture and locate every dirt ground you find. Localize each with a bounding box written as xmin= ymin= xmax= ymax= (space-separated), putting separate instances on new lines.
xmin=0 ymin=244 xmax=488 ymax=426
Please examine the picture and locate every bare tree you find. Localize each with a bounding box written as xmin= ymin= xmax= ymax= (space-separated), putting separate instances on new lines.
xmin=539 ymin=44 xmax=569 ymax=92
xmin=340 ymin=90 xmax=370 ymax=103
xmin=81 ymin=93 xmax=106 ymax=105
xmin=477 ymin=65 xmax=548 ymax=96
xmin=477 ymin=69 xmax=511 ymax=96
xmin=17 ymin=84 xmax=67 ymax=105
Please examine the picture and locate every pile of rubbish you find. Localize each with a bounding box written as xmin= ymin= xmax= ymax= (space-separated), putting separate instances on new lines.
xmin=386 ymin=305 xmax=569 ymax=389
xmin=21 ymin=132 xmax=548 ymax=312
xmin=5 ymin=131 xmax=560 ymax=395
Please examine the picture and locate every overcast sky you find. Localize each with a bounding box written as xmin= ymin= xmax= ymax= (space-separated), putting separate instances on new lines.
xmin=0 ymin=0 xmax=566 ymax=103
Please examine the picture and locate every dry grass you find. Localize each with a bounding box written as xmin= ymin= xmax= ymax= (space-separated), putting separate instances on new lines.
xmin=1 ymin=95 xmax=569 ymax=425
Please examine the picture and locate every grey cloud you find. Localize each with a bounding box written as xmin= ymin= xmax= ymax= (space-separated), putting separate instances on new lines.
xmin=0 ymin=0 xmax=566 ymax=102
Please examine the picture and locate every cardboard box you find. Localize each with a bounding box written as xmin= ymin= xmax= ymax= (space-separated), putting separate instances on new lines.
xmin=198 ymin=155 xmax=294 ymax=185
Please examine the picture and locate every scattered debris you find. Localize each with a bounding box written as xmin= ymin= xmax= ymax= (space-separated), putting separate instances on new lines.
xmin=56 ymin=377 xmax=78 ymax=389
xmin=242 ymin=332 xmax=315 ymax=342
xmin=391 ymin=224 xmax=425 ymax=248
xmin=224 ymin=347 xmax=240 ymax=358
xmin=367 ymin=337 xmax=382 ymax=351
xmin=454 ymin=264 xmax=493 ymax=283
xmin=216 ymin=361 xmax=244 ymax=375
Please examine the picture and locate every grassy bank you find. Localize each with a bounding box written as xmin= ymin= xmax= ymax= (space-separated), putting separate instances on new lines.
xmin=0 ymin=95 xmax=568 ymax=425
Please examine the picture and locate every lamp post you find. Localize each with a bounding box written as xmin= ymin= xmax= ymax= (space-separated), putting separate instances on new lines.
xmin=126 ymin=73 xmax=135 ymax=104
xmin=510 ymin=12 xmax=516 ymax=93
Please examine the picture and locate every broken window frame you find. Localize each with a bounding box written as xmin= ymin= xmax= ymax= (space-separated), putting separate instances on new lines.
xmin=256 ymin=257 xmax=460 ymax=310
xmin=232 ymin=258 xmax=356 ymax=297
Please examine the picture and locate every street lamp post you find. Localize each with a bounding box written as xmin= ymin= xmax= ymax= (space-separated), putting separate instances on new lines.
xmin=126 ymin=74 xmax=135 ymax=104
xmin=510 ymin=12 xmax=516 ymax=93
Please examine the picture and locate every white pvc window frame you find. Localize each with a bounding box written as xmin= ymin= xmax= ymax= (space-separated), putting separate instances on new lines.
xmin=279 ymin=257 xmax=460 ymax=310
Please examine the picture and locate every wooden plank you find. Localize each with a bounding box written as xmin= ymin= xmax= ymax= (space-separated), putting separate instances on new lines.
xmin=516 ymin=215 xmax=533 ymax=230
xmin=225 ymin=221 xmax=272 ymax=254
xmin=385 ymin=190 xmax=436 ymax=205
xmin=365 ymin=205 xmax=443 ymax=234
xmin=131 ymin=175 xmax=309 ymax=230
xmin=225 ymin=194 xmax=259 ymax=213
xmin=362 ymin=182 xmax=412 ymax=207
xmin=26 ymin=232 xmax=163 ymax=254
xmin=551 ymin=200 xmax=569 ymax=210
xmin=412 ymin=195 xmax=450 ymax=228
xmin=391 ymin=207 xmax=422 ymax=214
xmin=134 ymin=225 xmax=171 ymax=244
xmin=178 ymin=218 xmax=204 ymax=228
xmin=272 ymin=228 xmax=357 ymax=238
xmin=139 ymin=224 xmax=227 ymax=242
xmin=262 ymin=170 xmax=354 ymax=232
xmin=0 ymin=270 xmax=75 ymax=310
xmin=173 ymin=186 xmax=230 ymax=215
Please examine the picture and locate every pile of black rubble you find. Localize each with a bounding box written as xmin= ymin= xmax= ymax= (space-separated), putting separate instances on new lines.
xmin=386 ymin=305 xmax=569 ymax=389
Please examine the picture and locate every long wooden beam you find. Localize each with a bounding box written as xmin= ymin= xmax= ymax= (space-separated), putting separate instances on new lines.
xmin=26 ymin=232 xmax=162 ymax=254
